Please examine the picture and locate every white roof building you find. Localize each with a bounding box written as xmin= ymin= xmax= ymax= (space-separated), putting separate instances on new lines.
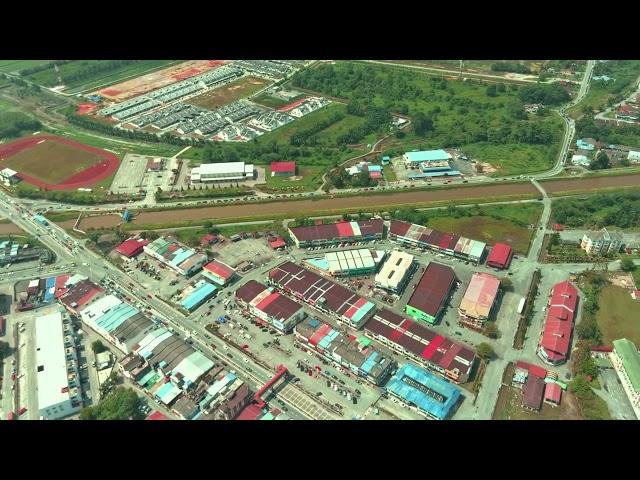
xmin=572 ymin=154 xmax=590 ymax=166
xmin=375 ymin=250 xmax=415 ymax=293
xmin=628 ymin=151 xmax=640 ymax=162
xmin=190 ymin=162 xmax=254 ymax=183
xmin=35 ymin=309 xmax=82 ymax=420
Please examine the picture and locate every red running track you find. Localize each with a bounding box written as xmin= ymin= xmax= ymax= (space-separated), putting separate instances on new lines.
xmin=0 ymin=134 xmax=120 ymax=191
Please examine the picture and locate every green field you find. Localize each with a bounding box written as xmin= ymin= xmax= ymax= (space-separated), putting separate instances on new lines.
xmin=23 ymin=60 xmax=177 ymax=91
xmin=0 ymin=60 xmax=51 ymax=73
xmin=290 ymin=61 xmax=565 ymax=175
xmin=596 ymin=285 xmax=640 ymax=346
xmin=423 ymin=203 xmax=542 ymax=254
xmin=252 ymin=92 xmax=304 ymax=109
xmin=262 ymin=166 xmax=324 ymax=192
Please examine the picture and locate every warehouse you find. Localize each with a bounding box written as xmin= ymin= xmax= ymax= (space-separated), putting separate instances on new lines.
xmin=486 ymin=243 xmax=514 ymax=270
xmin=59 ymin=278 xmax=104 ymax=316
xmin=305 ymin=249 xmax=385 ymax=277
xmin=202 ymin=259 xmax=236 ymax=286
xmin=270 ymin=161 xmax=296 ymax=177
xmin=405 ymin=262 xmax=456 ymax=325
xmin=235 ymin=280 xmax=306 ymax=333
xmin=288 ymin=219 xmax=384 ymax=248
xmin=180 ymin=280 xmax=217 ymax=312
xmin=364 ymin=308 xmax=476 ymax=383
xmin=268 ymin=261 xmax=376 ymax=329
xmin=114 ymin=238 xmax=149 ymax=260
xmin=458 ymin=273 xmax=501 ymax=330
xmin=143 ymin=236 xmax=207 ymax=276
xmin=190 ymin=162 xmax=255 ymax=184
xmin=537 ymin=281 xmax=579 ymax=365
xmin=35 ymin=309 xmax=82 ymax=420
xmin=385 ymin=363 xmax=461 ymax=420
xmin=389 ymin=220 xmax=486 ymax=264
xmin=374 ymin=250 xmax=416 ymax=294
xmin=295 ymin=317 xmax=396 ymax=385
xmin=403 ymin=149 xmax=452 ymax=166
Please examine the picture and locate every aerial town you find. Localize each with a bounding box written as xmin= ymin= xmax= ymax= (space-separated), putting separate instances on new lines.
xmin=0 ymin=59 xmax=639 ymax=421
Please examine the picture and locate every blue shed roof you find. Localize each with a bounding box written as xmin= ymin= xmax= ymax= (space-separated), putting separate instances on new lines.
xmin=405 ymin=150 xmax=451 ymax=163
xmin=181 ymin=282 xmax=217 ymax=311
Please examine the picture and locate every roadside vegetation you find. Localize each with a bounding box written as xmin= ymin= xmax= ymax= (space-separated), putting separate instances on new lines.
xmin=80 ymin=386 xmax=144 ymax=420
xmin=552 ymin=190 xmax=640 ymax=229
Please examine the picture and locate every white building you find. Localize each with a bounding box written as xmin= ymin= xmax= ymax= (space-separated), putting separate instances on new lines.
xmin=35 ymin=309 xmax=82 ymax=420
xmin=628 ymin=151 xmax=640 ymax=162
xmin=190 ymin=162 xmax=254 ymax=184
xmin=610 ymin=338 xmax=640 ymax=419
xmin=580 ymin=228 xmax=623 ymax=255
xmin=374 ymin=250 xmax=415 ymax=294
xmin=571 ymin=154 xmax=590 ymax=166
xmin=0 ymin=168 xmax=20 ymax=186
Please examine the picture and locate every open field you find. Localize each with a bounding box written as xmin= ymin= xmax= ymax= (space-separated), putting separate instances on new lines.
xmin=94 ymin=60 xmax=226 ymax=101
xmin=0 ymin=60 xmax=51 ymax=73
xmin=252 ymin=92 xmax=305 ymax=109
xmin=542 ymin=173 xmax=640 ymax=196
xmin=186 ymin=76 xmax=271 ymax=110
xmin=257 ymin=102 xmax=344 ymax=144
xmin=596 ymin=285 xmax=640 ymax=346
xmin=262 ymin=166 xmax=324 ymax=192
xmin=0 ymin=135 xmax=119 ymax=189
xmin=425 ymin=203 xmax=542 ymax=254
xmin=492 ymin=384 xmax=584 ymax=420
xmin=464 ymin=139 xmax=563 ymax=176
xmin=0 ymin=222 xmax=24 ymax=235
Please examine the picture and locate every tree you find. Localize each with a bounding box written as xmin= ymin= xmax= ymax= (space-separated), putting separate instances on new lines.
xmin=620 ymin=258 xmax=636 ymax=272
xmin=485 ymin=84 xmax=497 ymax=97
xmin=202 ymin=220 xmax=213 ymax=230
xmin=80 ymin=387 xmax=144 ymax=420
xmin=590 ymin=151 xmax=611 ymax=171
xmin=476 ymin=342 xmax=494 ymax=360
xmin=500 ymin=277 xmax=514 ymax=292
xmin=412 ymin=112 xmax=434 ymax=137
xmin=91 ymin=340 xmax=107 ymax=354
xmin=0 ymin=340 xmax=10 ymax=360
xmin=483 ymin=322 xmax=500 ymax=339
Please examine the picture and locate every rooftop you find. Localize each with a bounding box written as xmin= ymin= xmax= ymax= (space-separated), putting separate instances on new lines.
xmin=404 ymin=150 xmax=452 ymax=163
xmin=270 ymin=161 xmax=296 ymax=173
xmin=486 ymin=243 xmax=513 ymax=268
xmin=375 ymin=250 xmax=414 ymax=290
xmin=115 ymin=238 xmax=149 ymax=258
xmin=522 ymin=374 xmax=545 ymax=410
xmin=406 ymin=262 xmax=456 ymax=317
xmin=458 ymin=273 xmax=500 ymax=320
xmin=540 ymin=281 xmax=579 ymax=361
xmin=289 ymin=219 xmax=384 ymax=243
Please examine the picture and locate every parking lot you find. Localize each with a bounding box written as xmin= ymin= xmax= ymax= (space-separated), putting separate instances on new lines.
xmin=211 ymin=237 xmax=279 ymax=269
xmin=594 ymin=367 xmax=637 ymax=420
xmin=122 ymin=255 xmax=191 ymax=302
xmin=111 ymin=154 xmax=177 ymax=195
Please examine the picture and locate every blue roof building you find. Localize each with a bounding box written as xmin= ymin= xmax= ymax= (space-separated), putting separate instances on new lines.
xmin=576 ymin=139 xmax=595 ymax=151
xmin=385 ymin=363 xmax=461 ymax=420
xmin=382 ymin=155 xmax=391 ymax=165
xmin=403 ymin=150 xmax=451 ymax=164
xmin=180 ymin=280 xmax=217 ymax=312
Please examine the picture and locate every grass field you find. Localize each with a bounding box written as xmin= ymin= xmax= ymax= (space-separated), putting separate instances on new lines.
xmin=252 ymin=92 xmax=304 ymax=109
xmin=596 ymin=285 xmax=640 ymax=346
xmin=186 ymin=76 xmax=271 ymax=110
xmin=23 ymin=60 xmax=177 ymax=91
xmin=424 ymin=203 xmax=542 ymax=254
xmin=0 ymin=60 xmax=51 ymax=74
xmin=2 ymin=139 xmax=102 ymax=183
xmin=464 ymin=139 xmax=563 ymax=176
xmin=262 ymin=166 xmax=324 ymax=192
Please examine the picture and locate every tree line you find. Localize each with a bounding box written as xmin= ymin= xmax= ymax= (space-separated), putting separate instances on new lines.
xmin=60 ymin=60 xmax=138 ymax=85
xmin=490 ymin=62 xmax=532 ymax=74
xmin=0 ymin=111 xmax=41 ymax=139
xmin=290 ymin=111 xmax=345 ymax=146
xmin=517 ymin=83 xmax=570 ymax=105
xmin=18 ymin=60 xmax=73 ymax=77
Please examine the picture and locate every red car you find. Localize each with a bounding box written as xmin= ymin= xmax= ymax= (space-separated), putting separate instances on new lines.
xmin=147 ymin=294 xmax=153 ymax=299
xmin=11 ymin=373 xmax=16 ymax=381
xmin=240 ymin=344 xmax=249 ymax=350
xmin=18 ymin=406 xmax=27 ymax=416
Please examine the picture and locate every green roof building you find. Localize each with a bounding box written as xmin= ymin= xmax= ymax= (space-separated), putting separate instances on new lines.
xmin=611 ymin=338 xmax=640 ymax=419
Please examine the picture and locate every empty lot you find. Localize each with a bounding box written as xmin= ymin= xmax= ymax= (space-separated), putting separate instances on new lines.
xmin=186 ymin=76 xmax=271 ymax=110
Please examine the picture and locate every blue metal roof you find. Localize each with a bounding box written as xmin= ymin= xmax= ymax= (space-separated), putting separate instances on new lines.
xmin=385 ymin=363 xmax=461 ymax=420
xmin=171 ymin=248 xmax=194 ymax=267
xmin=96 ymin=302 xmax=138 ymax=333
xmin=361 ymin=351 xmax=379 ymax=374
xmin=181 ymin=282 xmax=217 ymax=311
xmin=408 ymin=170 xmax=461 ymax=179
xmin=405 ymin=150 xmax=450 ymax=163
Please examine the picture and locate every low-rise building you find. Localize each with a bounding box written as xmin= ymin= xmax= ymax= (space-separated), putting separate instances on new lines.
xmin=143 ymin=236 xmax=207 ymax=276
xmin=385 ymin=363 xmax=461 ymax=420
xmin=288 ymin=219 xmax=384 ymax=248
xmin=235 ymin=280 xmax=306 ymax=333
xmin=628 ymin=150 xmax=640 ymax=162
xmin=0 ymin=167 xmax=20 ymax=186
xmin=364 ymin=308 xmax=476 ymax=383
xmin=179 ymin=280 xmax=217 ymax=312
xmin=304 ymin=249 xmax=385 ymax=277
xmin=270 ymin=161 xmax=296 ymax=176
xmin=114 ymin=238 xmax=149 ymax=260
xmin=571 ymin=154 xmax=591 ymax=166
xmin=486 ymin=243 xmax=514 ymax=270
xmin=405 ymin=262 xmax=456 ymax=325
xmin=190 ymin=162 xmax=254 ymax=183
xmin=202 ymin=259 xmax=236 ymax=286
xmin=537 ymin=281 xmax=579 ymax=365
xmin=580 ymin=228 xmax=623 ymax=256
xmin=403 ymin=149 xmax=452 ymax=166
xmin=374 ymin=250 xmax=415 ymax=294
xmin=458 ymin=272 xmax=501 ymax=330
xmin=35 ymin=308 xmax=82 ymax=420
xmin=610 ymin=338 xmax=640 ymax=419
xmin=295 ymin=317 xmax=396 ymax=385
xmin=521 ymin=374 xmax=545 ymax=412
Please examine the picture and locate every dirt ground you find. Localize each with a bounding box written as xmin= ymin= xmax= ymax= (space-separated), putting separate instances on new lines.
xmin=492 ymin=384 xmax=583 ymax=420
xmin=0 ymin=222 xmax=24 ymax=235
xmin=94 ymin=61 xmax=226 ymax=101
xmin=186 ymin=76 xmax=270 ymax=110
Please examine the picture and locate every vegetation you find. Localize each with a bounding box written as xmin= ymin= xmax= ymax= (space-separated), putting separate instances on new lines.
xmin=516 ymin=83 xmax=570 ymax=106
xmin=569 ymin=374 xmax=611 ymax=420
xmin=590 ymin=150 xmax=611 ymax=171
xmin=574 ymin=116 xmax=640 ymax=148
xmin=621 ymin=258 xmax=636 ymax=272
xmin=290 ymin=61 xmax=564 ymax=175
xmin=476 ymin=342 xmax=495 ymax=360
xmin=483 ymin=322 xmax=500 ymax=339
xmin=0 ymin=111 xmax=41 ymax=139
xmin=0 ymin=340 xmax=10 ymax=360
xmin=80 ymin=386 xmax=144 ymax=420
xmin=328 ymin=166 xmax=377 ymax=189
xmin=14 ymin=182 xmax=142 ymax=205
xmin=490 ymin=62 xmax=532 ymax=74
xmin=553 ymin=190 xmax=640 ymax=229
xmin=513 ymin=269 xmax=541 ymax=349
xmin=91 ymin=340 xmax=107 ymax=354
xmin=156 ymin=185 xmax=252 ymax=202
xmin=596 ymin=285 xmax=640 ymax=346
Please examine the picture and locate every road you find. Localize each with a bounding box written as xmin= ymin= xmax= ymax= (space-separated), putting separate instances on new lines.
xmin=594 ymin=72 xmax=640 ymax=123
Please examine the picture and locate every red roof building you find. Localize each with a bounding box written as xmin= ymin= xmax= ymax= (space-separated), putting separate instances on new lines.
xmin=236 ymin=279 xmax=305 ymax=333
xmin=115 ymin=238 xmax=149 ymax=258
xmin=269 ymin=236 xmax=287 ymax=249
xmin=537 ymin=281 xmax=579 ymax=365
xmin=270 ymin=161 xmax=296 ymax=176
xmin=146 ymin=411 xmax=169 ymax=420
xmin=544 ymin=382 xmax=562 ymax=406
xmin=522 ymin=375 xmax=545 ymax=411
xmin=200 ymin=233 xmax=218 ymax=247
xmin=202 ymin=259 xmax=235 ymax=286
xmin=288 ymin=219 xmax=384 ymax=247
xmin=405 ymin=262 xmax=456 ymax=324
xmin=236 ymin=403 xmax=264 ymax=420
xmin=486 ymin=243 xmax=513 ymax=270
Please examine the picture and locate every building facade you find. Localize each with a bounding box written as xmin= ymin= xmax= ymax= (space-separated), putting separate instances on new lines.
xmin=610 ymin=338 xmax=640 ymax=419
xmin=581 ymin=228 xmax=623 ymax=255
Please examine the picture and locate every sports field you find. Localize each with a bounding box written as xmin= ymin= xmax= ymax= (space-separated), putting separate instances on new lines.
xmin=0 ymin=135 xmax=119 ymax=190
xmin=186 ymin=76 xmax=271 ymax=110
